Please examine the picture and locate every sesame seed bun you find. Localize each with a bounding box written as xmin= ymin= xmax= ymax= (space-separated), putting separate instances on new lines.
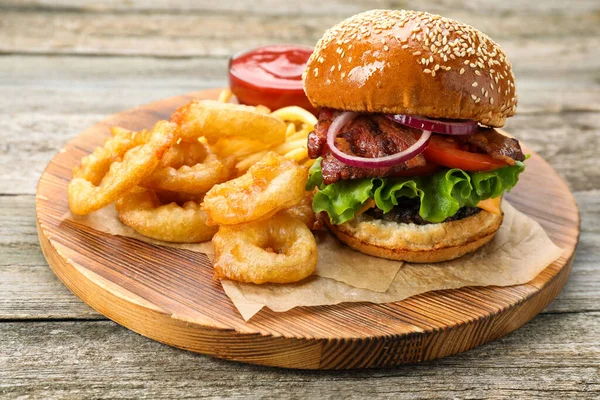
xmin=325 ymin=208 xmax=503 ymax=263
xmin=303 ymin=10 xmax=517 ymax=127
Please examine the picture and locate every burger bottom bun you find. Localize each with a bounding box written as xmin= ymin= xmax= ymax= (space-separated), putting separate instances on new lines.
xmin=325 ymin=209 xmax=503 ymax=263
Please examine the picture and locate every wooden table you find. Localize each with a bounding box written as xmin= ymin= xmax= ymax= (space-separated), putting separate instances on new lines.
xmin=1 ymin=1 xmax=598 ymax=398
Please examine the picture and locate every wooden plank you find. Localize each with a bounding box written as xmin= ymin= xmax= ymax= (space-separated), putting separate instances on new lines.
xmin=3 ymin=0 xmax=600 ymax=16
xmin=0 ymin=195 xmax=101 ymax=319
xmin=0 ymin=312 xmax=598 ymax=398
xmin=1 ymin=10 xmax=599 ymax=65
xmin=1 ymin=55 xmax=599 ymax=115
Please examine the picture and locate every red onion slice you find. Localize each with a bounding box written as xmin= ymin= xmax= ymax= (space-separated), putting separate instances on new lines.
xmin=327 ymin=112 xmax=431 ymax=168
xmin=386 ymin=114 xmax=477 ymax=135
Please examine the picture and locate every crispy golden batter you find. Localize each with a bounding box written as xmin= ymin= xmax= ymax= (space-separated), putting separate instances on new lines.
xmin=202 ymin=152 xmax=307 ymax=226
xmin=213 ymin=213 xmax=318 ymax=284
xmin=116 ymin=187 xmax=217 ymax=243
xmin=68 ymin=121 xmax=178 ymax=215
xmin=141 ymin=140 xmax=234 ymax=194
xmin=170 ymin=99 xmax=286 ymax=144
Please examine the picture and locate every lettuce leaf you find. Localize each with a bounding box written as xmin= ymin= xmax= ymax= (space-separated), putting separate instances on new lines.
xmin=306 ymin=158 xmax=525 ymax=224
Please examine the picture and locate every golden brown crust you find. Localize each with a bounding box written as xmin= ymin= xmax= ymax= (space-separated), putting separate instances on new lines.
xmin=325 ymin=209 xmax=503 ymax=263
xmin=303 ymin=10 xmax=517 ymax=127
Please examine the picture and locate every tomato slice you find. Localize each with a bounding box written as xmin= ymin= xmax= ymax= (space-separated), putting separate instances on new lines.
xmin=423 ymin=135 xmax=506 ymax=171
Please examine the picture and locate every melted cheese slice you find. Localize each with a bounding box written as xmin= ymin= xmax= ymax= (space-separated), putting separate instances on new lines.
xmin=356 ymin=199 xmax=376 ymax=216
xmin=476 ymin=196 xmax=502 ymax=215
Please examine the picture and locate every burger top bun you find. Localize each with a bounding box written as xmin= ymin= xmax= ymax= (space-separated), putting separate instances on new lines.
xmin=303 ymin=9 xmax=517 ymax=127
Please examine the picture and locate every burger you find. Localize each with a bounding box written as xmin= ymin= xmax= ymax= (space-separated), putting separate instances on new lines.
xmin=303 ymin=10 xmax=526 ymax=263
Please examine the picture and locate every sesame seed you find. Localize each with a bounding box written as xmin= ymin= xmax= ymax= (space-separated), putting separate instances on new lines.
xmin=310 ymin=9 xmax=515 ymax=102
xmin=471 ymin=94 xmax=478 ymax=101
xmin=490 ymin=98 xmax=495 ymax=104
xmin=424 ymin=68 xmax=431 ymax=73
xmin=472 ymin=82 xmax=478 ymax=87
xmin=313 ymin=68 xmax=319 ymax=77
xmin=432 ymin=70 xmax=436 ymax=77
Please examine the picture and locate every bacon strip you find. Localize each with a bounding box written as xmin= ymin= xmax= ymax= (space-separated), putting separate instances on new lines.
xmin=308 ymin=110 xmax=426 ymax=184
xmin=455 ymin=128 xmax=525 ymax=165
xmin=308 ymin=109 xmax=525 ymax=184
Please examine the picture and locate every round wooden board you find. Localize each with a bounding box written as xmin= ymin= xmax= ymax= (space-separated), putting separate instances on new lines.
xmin=36 ymin=89 xmax=580 ymax=370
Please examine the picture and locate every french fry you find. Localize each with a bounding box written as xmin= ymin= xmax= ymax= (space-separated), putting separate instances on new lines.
xmin=217 ymin=89 xmax=233 ymax=103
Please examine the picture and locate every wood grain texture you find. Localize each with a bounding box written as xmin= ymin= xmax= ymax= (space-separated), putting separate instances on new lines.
xmin=2 ymin=9 xmax=599 ymax=67
xmin=1 ymin=313 xmax=599 ymax=399
xmin=34 ymin=89 xmax=579 ymax=369
xmin=2 ymin=0 xmax=598 ymax=395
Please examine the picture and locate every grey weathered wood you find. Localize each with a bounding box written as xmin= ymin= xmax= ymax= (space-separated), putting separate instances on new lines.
xmin=1 ymin=9 xmax=599 ymax=66
xmin=1 ymin=55 xmax=599 ymax=114
xmin=0 ymin=0 xmax=598 ymax=396
xmin=4 ymin=0 xmax=600 ymax=16
xmin=0 ymin=313 xmax=598 ymax=399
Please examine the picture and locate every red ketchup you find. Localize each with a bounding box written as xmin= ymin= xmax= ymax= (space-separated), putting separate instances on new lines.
xmin=228 ymin=44 xmax=316 ymax=114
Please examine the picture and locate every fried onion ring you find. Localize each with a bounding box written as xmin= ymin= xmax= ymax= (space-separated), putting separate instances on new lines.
xmin=170 ymin=100 xmax=286 ymax=144
xmin=283 ymin=191 xmax=316 ymax=230
xmin=72 ymin=126 xmax=148 ymax=185
xmin=202 ymin=152 xmax=308 ymax=225
xmin=68 ymin=121 xmax=178 ymax=215
xmin=212 ymin=213 xmax=318 ymax=284
xmin=115 ymin=187 xmax=217 ymax=243
xmin=141 ymin=140 xmax=233 ymax=194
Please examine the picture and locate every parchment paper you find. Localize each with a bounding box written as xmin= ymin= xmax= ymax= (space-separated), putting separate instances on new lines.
xmin=65 ymin=201 xmax=563 ymax=321
xmin=220 ymin=202 xmax=564 ymax=320
xmin=65 ymin=206 xmax=403 ymax=292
